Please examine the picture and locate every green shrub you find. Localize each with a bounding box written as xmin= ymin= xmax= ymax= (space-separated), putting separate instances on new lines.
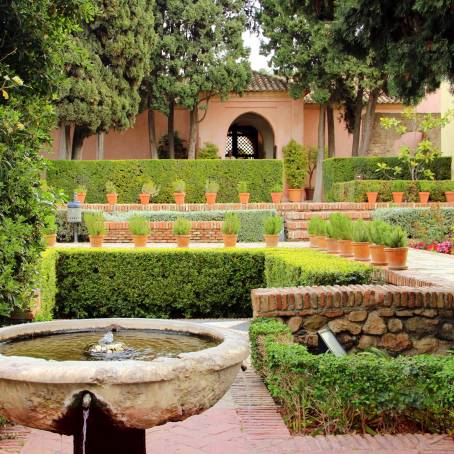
xmin=352 ymin=220 xmax=370 ymax=243
xmin=173 ymin=218 xmax=191 ymax=235
xmin=283 ymin=140 xmax=308 ymax=189
xmin=75 ymin=184 xmax=87 ymax=194
xmin=383 ymin=225 xmax=408 ymax=248
xmin=237 ymin=181 xmax=248 ymax=193
xmin=307 ymin=216 xmax=323 ymax=236
xmin=84 ymin=212 xmax=107 ymax=236
xmin=34 ymin=249 xmax=58 ymax=321
xmin=141 ymin=180 xmax=159 ymax=196
xmin=221 ymin=213 xmax=241 ymax=235
xmin=331 ymin=179 xmax=454 ymax=202
xmin=271 ymin=183 xmax=283 ymax=192
xmin=128 ymin=216 xmax=151 ymax=236
xmin=46 ymin=160 xmax=283 ymax=203
xmin=263 ymin=215 xmax=283 ymax=235
xmin=328 ymin=213 xmax=352 ymax=240
xmin=196 ymin=142 xmax=219 ymax=159
xmin=250 ymin=318 xmax=454 ymax=435
xmin=205 ymin=179 xmax=219 ymax=193
xmin=368 ymin=220 xmax=391 ymax=245
xmin=323 ymin=157 xmax=451 ymax=201
xmin=105 ymin=181 xmax=117 ymax=194
xmin=43 ymin=215 xmax=57 ymax=235
xmin=172 ymin=179 xmax=186 ymax=193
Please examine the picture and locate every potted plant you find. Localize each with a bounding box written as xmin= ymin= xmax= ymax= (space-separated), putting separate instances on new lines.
xmin=173 ymin=179 xmax=186 ymax=205
xmin=325 ymin=221 xmax=339 ymax=254
xmin=74 ymin=184 xmax=87 ymax=203
xmin=283 ymin=140 xmax=308 ymax=202
xmin=263 ymin=215 xmax=283 ymax=247
xmin=238 ymin=181 xmax=250 ymax=204
xmin=128 ymin=215 xmax=151 ymax=247
xmin=43 ymin=215 xmax=57 ymax=247
xmin=139 ymin=179 xmax=159 ymax=205
xmin=105 ymin=181 xmax=118 ymax=205
xmin=85 ymin=212 xmax=107 ymax=247
xmin=383 ymin=225 xmax=408 ymax=270
xmin=172 ymin=217 xmax=191 ymax=248
xmin=205 ymin=179 xmax=219 ymax=205
xmin=318 ymin=219 xmax=328 ymax=250
xmin=271 ymin=183 xmax=283 ymax=204
xmin=352 ymin=220 xmax=370 ymax=261
xmin=304 ymin=146 xmax=322 ymax=201
xmin=221 ymin=213 xmax=241 ymax=247
xmin=418 ymin=189 xmax=430 ymax=204
xmin=445 ymin=191 xmax=454 ymax=203
xmin=307 ymin=216 xmax=322 ymax=247
xmin=391 ymin=180 xmax=405 ymax=204
xmin=368 ymin=220 xmax=390 ymax=266
xmin=332 ymin=213 xmax=353 ymax=257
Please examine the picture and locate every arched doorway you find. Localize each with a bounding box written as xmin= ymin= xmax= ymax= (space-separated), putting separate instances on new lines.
xmin=225 ymin=112 xmax=275 ymax=159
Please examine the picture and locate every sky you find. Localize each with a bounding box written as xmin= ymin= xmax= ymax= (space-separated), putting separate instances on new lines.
xmin=243 ymin=31 xmax=270 ymax=71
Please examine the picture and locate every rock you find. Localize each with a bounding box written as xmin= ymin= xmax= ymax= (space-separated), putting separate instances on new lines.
xmin=387 ymin=318 xmax=403 ymax=333
xmin=414 ymin=309 xmax=438 ymax=318
xmin=413 ymin=337 xmax=439 ymax=354
xmin=439 ymin=322 xmax=454 ymax=341
xmin=379 ymin=333 xmax=412 ymax=353
xmin=337 ymin=333 xmax=355 ymax=350
xmin=362 ymin=312 xmax=387 ymax=335
xmin=328 ymin=319 xmax=362 ymax=335
xmin=323 ymin=310 xmax=344 ymax=318
xmin=405 ymin=317 xmax=438 ymax=336
xmin=347 ymin=310 xmax=368 ymax=322
xmin=296 ymin=333 xmax=319 ymax=348
xmin=287 ymin=316 xmax=303 ymax=333
xmin=302 ymin=315 xmax=328 ymax=331
xmin=378 ymin=308 xmax=394 ymax=317
xmin=358 ymin=335 xmax=378 ymax=350
xmin=396 ymin=310 xmax=414 ymax=317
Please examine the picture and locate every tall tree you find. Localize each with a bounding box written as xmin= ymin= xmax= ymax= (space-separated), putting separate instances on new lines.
xmin=57 ymin=0 xmax=155 ymax=159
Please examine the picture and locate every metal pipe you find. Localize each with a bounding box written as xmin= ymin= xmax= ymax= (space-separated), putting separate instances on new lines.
xmin=82 ymin=393 xmax=92 ymax=409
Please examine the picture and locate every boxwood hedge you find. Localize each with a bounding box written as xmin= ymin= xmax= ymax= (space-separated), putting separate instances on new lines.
xmin=37 ymin=248 xmax=372 ymax=320
xmin=46 ymin=159 xmax=283 ymax=203
xmin=250 ymin=318 xmax=454 ymax=435
xmin=323 ymin=157 xmax=452 ymax=201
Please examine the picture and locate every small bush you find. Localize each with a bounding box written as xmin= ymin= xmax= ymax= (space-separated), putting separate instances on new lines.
xmin=128 ymin=216 xmax=151 ymax=236
xmin=141 ymin=180 xmax=159 ymax=196
xmin=283 ymin=139 xmax=308 ymax=189
xmin=237 ymin=181 xmax=249 ymax=193
xmin=222 ymin=213 xmax=241 ymax=235
xmin=84 ymin=212 xmax=107 ymax=236
xmin=196 ymin=142 xmax=219 ymax=159
xmin=43 ymin=215 xmax=57 ymax=235
xmin=173 ymin=218 xmax=191 ymax=235
xmin=263 ymin=215 xmax=283 ymax=235
xmin=307 ymin=216 xmax=323 ymax=236
xmin=352 ymin=220 xmax=369 ymax=243
xmin=368 ymin=220 xmax=391 ymax=245
xmin=383 ymin=225 xmax=408 ymax=248
xmin=172 ymin=179 xmax=186 ymax=193
xmin=329 ymin=213 xmax=352 ymax=240
xmin=74 ymin=184 xmax=87 ymax=193
xmin=205 ymin=179 xmax=219 ymax=193
xmin=105 ymin=181 xmax=117 ymax=194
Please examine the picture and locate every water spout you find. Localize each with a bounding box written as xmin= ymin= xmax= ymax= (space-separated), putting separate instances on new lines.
xmin=100 ymin=331 xmax=114 ymax=345
xmin=82 ymin=393 xmax=91 ymax=409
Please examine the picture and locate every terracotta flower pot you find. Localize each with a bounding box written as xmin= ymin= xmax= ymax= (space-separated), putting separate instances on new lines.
xmin=46 ymin=234 xmax=57 ymax=247
xmin=445 ymin=191 xmax=454 ymax=202
xmin=223 ymin=234 xmax=238 ymax=248
xmin=139 ymin=193 xmax=150 ymax=205
xmin=352 ymin=242 xmax=370 ymax=261
xmin=264 ymin=234 xmax=279 ymax=248
xmin=309 ymin=236 xmax=319 ymax=248
xmin=338 ymin=239 xmax=353 ymax=257
xmin=239 ymin=192 xmax=250 ymax=204
xmin=326 ymin=238 xmax=339 ymax=254
xmin=318 ymin=237 xmax=328 ymax=251
xmin=384 ymin=247 xmax=408 ymax=270
xmin=287 ymin=188 xmax=302 ymax=202
xmin=418 ymin=192 xmax=430 ymax=203
xmin=366 ymin=192 xmax=378 ymax=204
xmin=392 ymin=192 xmax=404 ymax=204
xmin=75 ymin=192 xmax=86 ymax=204
xmin=175 ymin=235 xmax=190 ymax=248
xmin=205 ymin=192 xmax=217 ymax=205
xmin=106 ymin=193 xmax=118 ymax=205
xmin=271 ymin=192 xmax=283 ymax=204
xmin=304 ymin=187 xmax=314 ymax=201
xmin=89 ymin=235 xmax=104 ymax=248
xmin=369 ymin=244 xmax=388 ymax=266
xmin=133 ymin=235 xmax=148 ymax=248
xmin=174 ymin=192 xmax=186 ymax=205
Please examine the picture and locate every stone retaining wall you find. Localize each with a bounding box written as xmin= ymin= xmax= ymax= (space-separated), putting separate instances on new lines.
xmin=251 ymin=285 xmax=454 ymax=355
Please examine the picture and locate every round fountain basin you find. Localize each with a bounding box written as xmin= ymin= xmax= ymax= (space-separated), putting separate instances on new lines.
xmin=0 ymin=318 xmax=249 ymax=433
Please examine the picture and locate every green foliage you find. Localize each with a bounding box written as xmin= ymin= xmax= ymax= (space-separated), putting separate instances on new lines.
xmin=368 ymin=220 xmax=391 ymax=246
xmin=329 ymin=213 xmax=352 ymax=240
xmin=141 ymin=180 xmax=160 ymax=196
xmin=383 ymin=225 xmax=408 ymax=248
xmin=43 ymin=215 xmax=58 ymax=235
xmin=237 ymin=181 xmax=249 ymax=193
xmin=352 ymin=220 xmax=369 ymax=243
xmin=84 ymin=212 xmax=106 ymax=236
xmin=250 ymin=318 xmax=454 ymax=434
xmin=197 ymin=143 xmax=220 ymax=159
xmin=128 ymin=216 xmax=151 ymax=236
xmin=323 ymin=157 xmax=451 ymax=201
xmin=221 ymin=213 xmax=241 ymax=235
xmin=46 ymin=159 xmax=283 ymax=203
xmin=34 ymin=249 xmax=58 ymax=321
xmin=307 ymin=216 xmax=323 ymax=236
xmin=283 ymin=140 xmax=308 ymax=189
xmin=205 ymin=179 xmax=219 ymax=193
xmin=105 ymin=181 xmax=117 ymax=194
xmin=172 ymin=179 xmax=186 ymax=193
xmin=264 ymin=249 xmax=372 ymax=287
xmin=271 ymin=183 xmax=283 ymax=192
xmin=75 ymin=184 xmax=87 ymax=194
xmin=172 ymin=218 xmax=191 ymax=236
xmin=263 ymin=216 xmax=283 ymax=235
xmin=158 ymin=132 xmax=187 ymax=159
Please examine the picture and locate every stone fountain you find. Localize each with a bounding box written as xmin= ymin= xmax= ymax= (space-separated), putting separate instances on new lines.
xmin=0 ymin=318 xmax=249 ymax=454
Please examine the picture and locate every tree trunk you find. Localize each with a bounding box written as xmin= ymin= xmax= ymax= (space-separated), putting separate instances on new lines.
xmin=71 ymin=126 xmax=89 ymax=160
xmin=359 ymin=88 xmax=379 ymax=156
xmin=351 ymin=87 xmax=364 ymax=157
xmin=313 ymin=104 xmax=327 ymax=203
xmin=96 ymin=132 xmax=104 ymax=160
xmin=58 ymin=124 xmax=72 ymax=159
xmin=327 ymin=105 xmax=335 ymax=158
xmin=188 ymin=107 xmax=198 ymax=159
xmin=147 ymin=107 xmax=158 ymax=159
xmin=168 ymin=101 xmax=175 ymax=159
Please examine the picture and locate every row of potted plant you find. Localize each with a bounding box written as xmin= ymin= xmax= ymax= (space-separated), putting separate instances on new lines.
xmin=307 ymin=214 xmax=409 ymax=270
xmin=365 ymin=188 xmax=454 ymax=204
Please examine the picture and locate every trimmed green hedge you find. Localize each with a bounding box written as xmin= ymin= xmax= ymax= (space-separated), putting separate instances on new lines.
xmin=45 ymin=248 xmax=372 ymax=319
xmin=47 ymin=159 xmax=283 ymax=203
xmin=332 ymin=180 xmax=454 ymax=202
xmin=34 ymin=249 xmax=58 ymax=321
xmin=323 ymin=157 xmax=452 ymax=201
xmin=250 ymin=318 xmax=454 ymax=434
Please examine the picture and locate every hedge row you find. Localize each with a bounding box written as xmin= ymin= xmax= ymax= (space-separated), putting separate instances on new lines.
xmin=38 ymin=248 xmax=372 ymax=319
xmin=250 ymin=318 xmax=454 ymax=435
xmin=34 ymin=249 xmax=58 ymax=321
xmin=323 ymin=157 xmax=452 ymax=201
xmin=332 ymin=180 xmax=454 ymax=202
xmin=46 ymin=159 xmax=283 ymax=203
